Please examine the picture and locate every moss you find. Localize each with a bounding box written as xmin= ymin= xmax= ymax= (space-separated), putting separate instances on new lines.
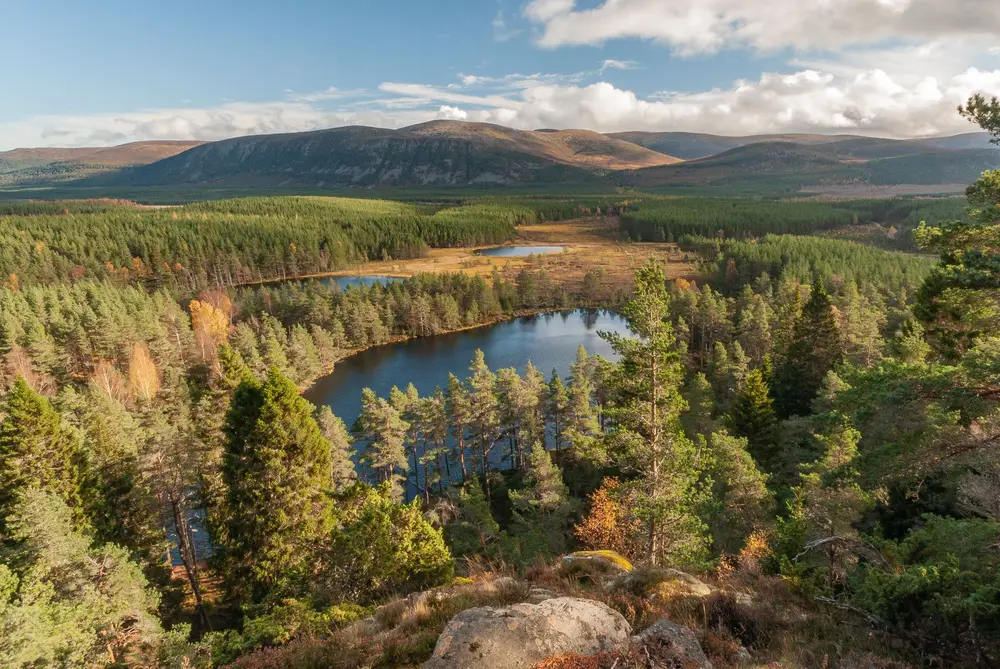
xmin=567 ymin=550 xmax=634 ymax=572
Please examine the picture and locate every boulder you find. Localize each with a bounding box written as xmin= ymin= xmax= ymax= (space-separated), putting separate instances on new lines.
xmin=634 ymin=619 xmax=713 ymax=669
xmin=560 ymin=550 xmax=633 ymax=576
xmin=607 ymin=568 xmax=714 ymax=599
xmin=424 ymin=597 xmax=631 ymax=669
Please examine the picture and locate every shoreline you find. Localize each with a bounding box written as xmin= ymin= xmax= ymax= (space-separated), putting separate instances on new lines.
xmin=297 ymin=305 xmax=615 ymax=396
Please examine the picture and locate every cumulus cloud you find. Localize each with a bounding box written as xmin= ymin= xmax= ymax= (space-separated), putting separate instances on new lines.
xmin=382 ymin=67 xmax=1000 ymax=138
xmin=0 ymin=101 xmax=434 ymax=150
xmin=523 ymin=0 xmax=1000 ymax=53
xmin=4 ymin=64 xmax=999 ymax=150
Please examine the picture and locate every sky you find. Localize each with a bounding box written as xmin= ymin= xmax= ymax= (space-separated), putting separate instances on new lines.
xmin=2 ymin=0 xmax=1000 ymax=149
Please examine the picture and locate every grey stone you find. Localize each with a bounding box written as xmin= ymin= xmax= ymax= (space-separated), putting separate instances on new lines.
xmin=634 ymin=619 xmax=713 ymax=669
xmin=424 ymin=597 xmax=631 ymax=669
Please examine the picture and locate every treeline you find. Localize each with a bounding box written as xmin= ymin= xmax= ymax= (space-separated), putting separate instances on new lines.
xmin=0 ymin=196 xmax=524 ymax=292
xmin=680 ymin=233 xmax=936 ymax=297
xmin=620 ymin=196 xmax=965 ymax=244
xmin=467 ymin=195 xmax=629 ymax=222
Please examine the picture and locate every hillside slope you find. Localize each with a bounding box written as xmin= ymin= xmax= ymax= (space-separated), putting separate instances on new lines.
xmin=609 ymin=130 xmax=997 ymax=161
xmin=615 ymin=140 xmax=1000 ymax=192
xmin=94 ymin=122 xmax=676 ymax=189
xmin=0 ymin=140 xmax=203 ymax=185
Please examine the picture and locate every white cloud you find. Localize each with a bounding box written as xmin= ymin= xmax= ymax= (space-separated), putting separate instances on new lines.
xmin=523 ymin=0 xmax=1000 ymax=53
xmin=377 ymin=82 xmax=520 ymax=108
xmin=386 ymin=67 xmax=1000 ymax=138
xmin=436 ymin=106 xmax=469 ymax=121
xmin=286 ymin=87 xmax=365 ymax=103
xmin=600 ymin=59 xmax=638 ymax=72
xmin=4 ymin=64 xmax=999 ymax=150
xmin=0 ymin=101 xmax=434 ymax=150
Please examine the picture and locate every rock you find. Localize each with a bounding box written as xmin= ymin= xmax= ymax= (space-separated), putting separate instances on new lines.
xmin=634 ymin=619 xmax=713 ymax=669
xmin=560 ymin=550 xmax=633 ymax=576
xmin=424 ymin=597 xmax=631 ymax=669
xmin=734 ymin=644 xmax=752 ymax=663
xmin=526 ymin=587 xmax=557 ymax=604
xmin=607 ymin=568 xmax=714 ymax=599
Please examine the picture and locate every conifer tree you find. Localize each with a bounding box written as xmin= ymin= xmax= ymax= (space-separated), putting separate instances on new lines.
xmin=545 ymin=370 xmax=569 ymax=451
xmin=0 ymin=377 xmax=85 ymax=525
xmin=316 ymin=405 xmax=357 ymax=491
xmin=467 ymin=350 xmax=499 ymax=494
xmin=216 ymin=368 xmax=334 ymax=603
xmin=704 ymin=431 xmax=773 ymax=553
xmin=728 ymin=367 xmax=779 ymax=472
xmin=565 ymin=345 xmax=601 ymax=455
xmin=681 ymin=372 xmax=716 ymax=441
xmin=355 ymin=388 xmax=409 ymax=499
xmin=600 ymin=260 xmax=709 ymax=566
xmin=445 ymin=373 xmax=471 ymax=483
xmin=773 ymin=281 xmax=844 ymax=418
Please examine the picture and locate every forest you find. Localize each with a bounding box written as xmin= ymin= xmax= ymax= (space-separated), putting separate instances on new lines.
xmin=0 ymin=97 xmax=998 ymax=668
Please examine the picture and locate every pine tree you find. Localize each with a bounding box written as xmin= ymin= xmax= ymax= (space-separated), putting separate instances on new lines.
xmin=681 ymin=372 xmax=716 ymax=442
xmin=0 ymin=490 xmax=163 ymax=667
xmin=545 ymin=370 xmax=569 ymax=451
xmin=599 ymin=260 xmax=709 ymax=566
xmin=511 ymin=442 xmax=570 ymax=517
xmin=467 ymin=350 xmax=499 ymax=495
xmin=773 ymin=280 xmax=844 ymax=418
xmin=704 ymin=431 xmax=773 ymax=553
xmin=355 ymin=388 xmax=409 ymax=499
xmin=316 ymin=405 xmax=357 ymax=491
xmin=216 ymin=368 xmax=334 ymax=603
xmin=0 ymin=377 xmax=85 ymax=525
xmin=565 ymin=345 xmax=601 ymax=455
xmin=445 ymin=373 xmax=471 ymax=483
xmin=728 ymin=367 xmax=779 ymax=472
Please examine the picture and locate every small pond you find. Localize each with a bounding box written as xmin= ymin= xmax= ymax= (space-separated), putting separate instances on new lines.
xmin=476 ymin=245 xmax=566 ymax=257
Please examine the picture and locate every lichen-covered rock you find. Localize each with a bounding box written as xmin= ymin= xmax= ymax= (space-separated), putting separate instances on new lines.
xmin=560 ymin=550 xmax=633 ymax=576
xmin=607 ymin=567 xmax=714 ymax=599
xmin=634 ymin=619 xmax=713 ymax=669
xmin=423 ymin=597 xmax=631 ymax=669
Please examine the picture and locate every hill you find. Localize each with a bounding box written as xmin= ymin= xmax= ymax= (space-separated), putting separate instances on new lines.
xmin=607 ymin=131 xmax=857 ymax=160
xmin=615 ymin=140 xmax=1000 ymax=193
xmin=92 ymin=121 xmax=676 ymax=189
xmin=0 ymin=140 xmax=203 ymax=185
xmin=608 ymin=130 xmax=997 ymax=161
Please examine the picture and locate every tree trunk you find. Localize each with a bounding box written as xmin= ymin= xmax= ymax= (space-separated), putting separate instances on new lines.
xmin=169 ymin=494 xmax=211 ymax=631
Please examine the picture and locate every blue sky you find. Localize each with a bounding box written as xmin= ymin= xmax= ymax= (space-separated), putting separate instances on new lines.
xmin=2 ymin=0 xmax=999 ymax=149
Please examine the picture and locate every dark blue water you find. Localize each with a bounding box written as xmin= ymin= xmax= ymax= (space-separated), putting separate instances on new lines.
xmin=476 ymin=246 xmax=566 ymax=257
xmin=322 ymin=275 xmax=403 ymax=290
xmin=304 ymin=309 xmax=628 ymax=430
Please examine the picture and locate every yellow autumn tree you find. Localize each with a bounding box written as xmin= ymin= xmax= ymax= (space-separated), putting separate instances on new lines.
xmin=573 ymin=478 xmax=641 ymax=560
xmin=128 ymin=342 xmax=160 ymax=402
xmin=190 ymin=297 xmax=231 ymax=362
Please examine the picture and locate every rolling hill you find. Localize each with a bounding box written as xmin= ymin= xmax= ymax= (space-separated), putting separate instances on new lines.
xmin=613 ymin=140 xmax=1000 ymax=193
xmin=4 ymin=123 xmax=996 ymax=195
xmin=94 ymin=121 xmax=677 ymax=189
xmin=607 ymin=130 xmax=996 ymax=161
xmin=0 ymin=140 xmax=203 ymax=185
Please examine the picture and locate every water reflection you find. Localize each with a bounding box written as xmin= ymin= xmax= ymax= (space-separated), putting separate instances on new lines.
xmin=304 ymin=309 xmax=627 ymax=437
xmin=475 ymin=246 xmax=566 ymax=257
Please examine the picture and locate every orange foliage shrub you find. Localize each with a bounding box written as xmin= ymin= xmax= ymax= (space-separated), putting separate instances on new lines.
xmin=573 ymin=478 xmax=641 ymax=560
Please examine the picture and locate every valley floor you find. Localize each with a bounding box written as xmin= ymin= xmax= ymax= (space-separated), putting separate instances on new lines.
xmin=314 ymin=217 xmax=692 ymax=294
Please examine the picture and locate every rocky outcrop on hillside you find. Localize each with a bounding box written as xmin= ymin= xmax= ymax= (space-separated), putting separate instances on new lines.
xmin=423 ymin=597 xmax=632 ymax=669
